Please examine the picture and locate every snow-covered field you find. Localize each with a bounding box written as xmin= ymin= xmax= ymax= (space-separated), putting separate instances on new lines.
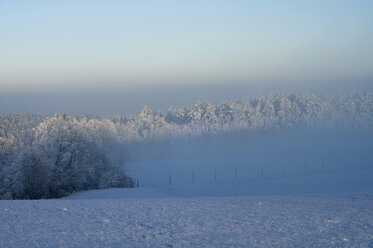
xmin=2 ymin=193 xmax=373 ymax=248
xmin=1 ymin=163 xmax=373 ymax=248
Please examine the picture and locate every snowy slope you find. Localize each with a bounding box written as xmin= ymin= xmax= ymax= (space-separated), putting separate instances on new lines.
xmin=1 ymin=194 xmax=373 ymax=248
xmin=1 ymin=166 xmax=373 ymax=248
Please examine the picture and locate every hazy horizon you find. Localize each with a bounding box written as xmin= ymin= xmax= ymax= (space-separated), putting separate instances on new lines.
xmin=1 ymin=1 xmax=373 ymax=114
xmin=1 ymin=79 xmax=372 ymax=115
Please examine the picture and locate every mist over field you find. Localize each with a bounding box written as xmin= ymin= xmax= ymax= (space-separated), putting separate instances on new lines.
xmin=1 ymin=91 xmax=372 ymax=199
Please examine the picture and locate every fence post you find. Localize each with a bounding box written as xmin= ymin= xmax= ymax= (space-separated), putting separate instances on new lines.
xmin=192 ymin=172 xmax=195 ymax=184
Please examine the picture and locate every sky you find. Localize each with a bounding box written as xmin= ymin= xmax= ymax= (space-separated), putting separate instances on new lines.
xmin=0 ymin=0 xmax=373 ymax=114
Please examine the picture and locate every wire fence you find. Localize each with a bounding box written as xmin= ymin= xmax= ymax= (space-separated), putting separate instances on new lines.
xmin=132 ymin=157 xmax=373 ymax=188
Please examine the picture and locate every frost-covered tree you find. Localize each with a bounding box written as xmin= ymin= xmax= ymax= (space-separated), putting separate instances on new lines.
xmin=0 ymin=114 xmax=134 ymax=199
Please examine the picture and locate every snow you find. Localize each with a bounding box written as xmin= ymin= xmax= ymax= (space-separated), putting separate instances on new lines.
xmin=1 ymin=165 xmax=373 ymax=247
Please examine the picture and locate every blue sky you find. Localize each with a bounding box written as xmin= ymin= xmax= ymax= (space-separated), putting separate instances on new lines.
xmin=0 ymin=0 xmax=372 ymax=113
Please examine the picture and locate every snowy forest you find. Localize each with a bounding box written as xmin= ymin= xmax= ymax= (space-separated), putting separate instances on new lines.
xmin=1 ymin=91 xmax=373 ymax=199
